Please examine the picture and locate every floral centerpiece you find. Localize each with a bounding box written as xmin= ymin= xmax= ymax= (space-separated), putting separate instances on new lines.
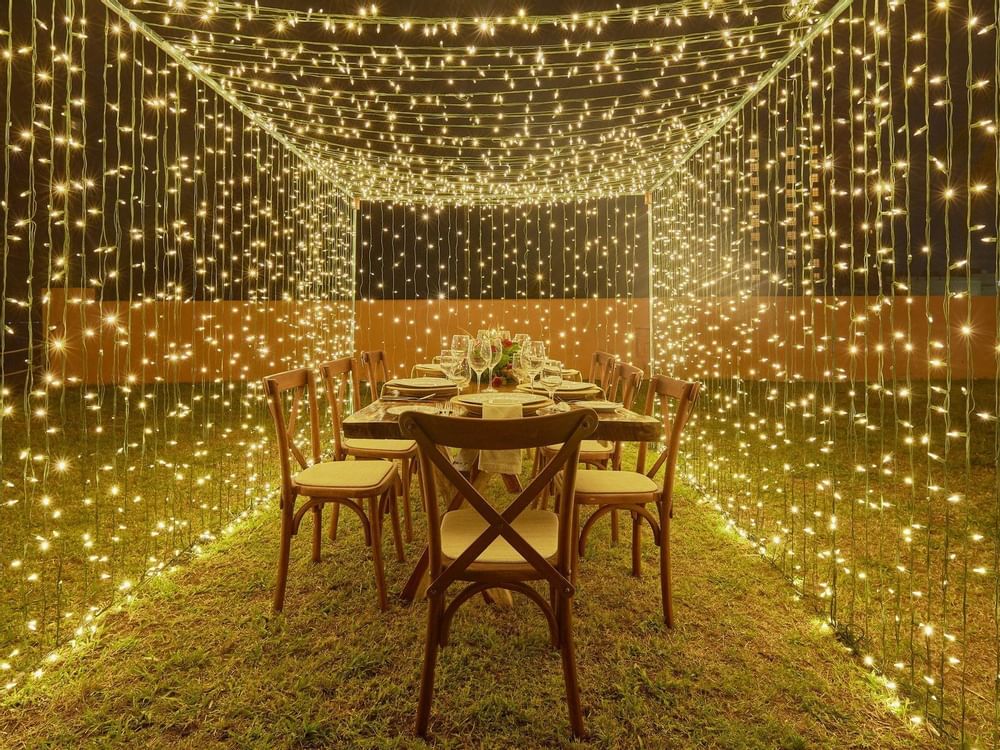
xmin=490 ymin=338 xmax=519 ymax=387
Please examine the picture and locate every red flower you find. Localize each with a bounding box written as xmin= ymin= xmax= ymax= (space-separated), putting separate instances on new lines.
xmin=492 ymin=376 xmax=503 ymax=387
xmin=502 ymin=339 xmax=513 ymax=348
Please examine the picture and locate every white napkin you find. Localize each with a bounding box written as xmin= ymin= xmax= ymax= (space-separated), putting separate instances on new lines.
xmin=478 ymin=401 xmax=524 ymax=474
xmin=411 ymin=363 xmax=445 ymax=377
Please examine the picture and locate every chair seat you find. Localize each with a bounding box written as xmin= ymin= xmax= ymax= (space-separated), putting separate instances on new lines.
xmin=344 ymin=437 xmax=416 ymax=455
xmin=543 ymin=439 xmax=612 ymax=456
xmin=440 ymin=509 xmax=559 ymax=564
xmin=573 ymin=469 xmax=659 ymax=499
xmin=294 ymin=459 xmax=396 ymax=494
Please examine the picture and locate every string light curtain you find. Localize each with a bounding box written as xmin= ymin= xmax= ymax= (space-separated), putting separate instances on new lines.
xmin=652 ymin=0 xmax=1000 ymax=743
xmin=354 ymin=197 xmax=648 ymax=375
xmin=0 ymin=0 xmax=355 ymax=690
xmin=113 ymin=0 xmax=829 ymax=204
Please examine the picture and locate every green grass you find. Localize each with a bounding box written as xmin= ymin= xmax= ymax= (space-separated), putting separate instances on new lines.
xmin=688 ymin=379 xmax=999 ymax=746
xmin=0 ymin=452 xmax=934 ymax=749
xmin=0 ymin=383 xmax=275 ymax=683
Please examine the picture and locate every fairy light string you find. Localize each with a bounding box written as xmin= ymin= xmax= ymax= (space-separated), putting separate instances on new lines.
xmin=653 ymin=0 xmax=1000 ymax=741
xmin=1 ymin=0 xmax=999 ymax=745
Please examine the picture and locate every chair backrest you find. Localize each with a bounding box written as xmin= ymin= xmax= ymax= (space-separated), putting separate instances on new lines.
xmin=607 ymin=362 xmax=644 ymax=410
xmin=399 ymin=410 xmax=598 ymax=597
xmin=588 ymin=350 xmax=616 ymax=392
xmin=317 ymin=357 xmax=361 ymax=459
xmin=262 ymin=367 xmax=321 ymax=503
xmin=636 ymin=375 xmax=700 ymax=509
xmin=360 ymin=349 xmax=390 ymax=403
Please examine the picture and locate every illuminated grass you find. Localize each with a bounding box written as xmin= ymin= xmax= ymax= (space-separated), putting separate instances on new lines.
xmin=0 ymin=446 xmax=933 ymax=749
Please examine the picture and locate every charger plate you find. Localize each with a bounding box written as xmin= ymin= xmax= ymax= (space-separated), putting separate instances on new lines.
xmin=452 ymin=392 xmax=552 ymax=416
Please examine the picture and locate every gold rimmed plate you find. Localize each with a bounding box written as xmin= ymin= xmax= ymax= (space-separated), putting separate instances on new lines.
xmin=452 ymin=392 xmax=552 ymax=415
xmin=515 ymin=383 xmax=602 ymax=401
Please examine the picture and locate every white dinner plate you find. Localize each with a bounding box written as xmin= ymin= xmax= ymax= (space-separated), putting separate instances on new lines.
xmin=386 ymin=404 xmax=441 ymax=416
xmin=387 ymin=377 xmax=454 ymax=389
xmin=525 ymin=380 xmax=595 ymax=392
xmin=581 ymin=400 xmax=623 ymax=413
xmin=454 ymin=392 xmax=548 ymax=406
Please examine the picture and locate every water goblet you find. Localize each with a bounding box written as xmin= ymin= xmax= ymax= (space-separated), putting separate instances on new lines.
xmin=540 ymin=359 xmax=563 ymax=411
xmin=469 ymin=337 xmax=491 ymax=393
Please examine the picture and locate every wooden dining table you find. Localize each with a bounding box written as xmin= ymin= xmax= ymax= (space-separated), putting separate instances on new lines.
xmin=342 ymin=389 xmax=663 ymax=604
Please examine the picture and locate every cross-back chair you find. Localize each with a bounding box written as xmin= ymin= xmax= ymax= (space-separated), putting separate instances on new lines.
xmin=399 ymin=408 xmax=599 ymax=739
xmin=263 ymin=367 xmax=405 ymax=612
xmin=533 ymin=362 xmax=646 ymax=516
xmin=588 ymin=350 xmax=617 ymax=393
xmin=319 ymin=356 xmax=420 ymax=541
xmin=570 ymin=375 xmax=699 ymax=626
xmin=360 ymin=349 xmax=391 ymax=403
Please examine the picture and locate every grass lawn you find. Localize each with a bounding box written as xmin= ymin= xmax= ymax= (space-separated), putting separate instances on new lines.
xmin=0 ymin=452 xmax=934 ymax=749
xmin=691 ymin=378 xmax=1000 ymax=746
xmin=0 ymin=383 xmax=277 ymax=683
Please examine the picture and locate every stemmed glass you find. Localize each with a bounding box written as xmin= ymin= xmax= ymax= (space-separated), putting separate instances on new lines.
xmin=441 ymin=350 xmax=470 ymax=400
xmin=483 ymin=332 xmax=503 ymax=392
xmin=469 ymin=337 xmax=491 ymax=393
xmin=540 ymin=359 xmax=564 ymax=409
xmin=525 ymin=340 xmax=547 ymax=391
xmin=511 ymin=347 xmax=529 ymax=384
xmin=451 ymin=334 xmax=471 ymax=356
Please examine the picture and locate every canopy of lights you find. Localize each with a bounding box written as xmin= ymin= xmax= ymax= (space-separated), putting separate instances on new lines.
xmin=1 ymin=0 xmax=998 ymax=745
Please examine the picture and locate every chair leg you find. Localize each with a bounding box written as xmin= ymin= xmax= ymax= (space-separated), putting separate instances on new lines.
xmin=415 ymin=594 xmax=445 ymax=737
xmin=386 ymin=487 xmax=406 ymax=563
xmin=273 ymin=505 xmax=294 ymax=612
xmin=328 ymin=502 xmax=340 ymax=542
xmin=311 ymin=505 xmax=323 ymax=563
xmin=558 ymin=592 xmax=585 ymax=739
xmin=530 ymin=449 xmax=544 ymax=509
xmin=571 ymin=501 xmax=581 ymax=586
xmin=401 ymin=458 xmax=414 ymax=542
xmin=631 ymin=511 xmax=642 ymax=578
xmin=659 ymin=502 xmax=673 ymax=627
xmin=548 ymin=582 xmax=561 ymax=649
xmin=610 ymin=509 xmax=620 ymax=545
xmin=367 ymin=495 xmax=389 ymax=611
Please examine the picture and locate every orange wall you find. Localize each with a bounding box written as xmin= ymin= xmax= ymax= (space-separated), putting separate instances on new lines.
xmin=353 ymin=298 xmax=651 ymax=378
xmin=654 ymin=295 xmax=999 ymax=381
xmin=42 ymin=289 xmax=997 ymax=384
xmin=44 ymin=289 xmax=353 ymax=385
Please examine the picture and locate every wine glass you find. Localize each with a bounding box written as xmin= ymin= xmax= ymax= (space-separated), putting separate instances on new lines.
xmin=438 ymin=349 xmax=456 ymax=370
xmin=540 ymin=359 xmax=563 ymax=409
xmin=497 ymin=328 xmax=511 ymax=342
xmin=511 ymin=347 xmax=528 ymax=384
xmin=469 ymin=337 xmax=491 ymax=393
xmin=525 ymin=341 xmax=547 ymax=391
xmin=442 ymin=352 xmax=470 ymax=396
xmin=483 ymin=333 xmax=503 ymax=393
xmin=451 ymin=334 xmax=471 ymax=356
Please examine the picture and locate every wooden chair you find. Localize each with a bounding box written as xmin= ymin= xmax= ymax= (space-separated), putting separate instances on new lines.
xmin=533 ymin=362 xmax=645 ymax=519
xmin=538 ymin=362 xmax=645 ymax=472
xmin=263 ymin=367 xmax=405 ymax=612
xmin=588 ymin=350 xmax=617 ymax=393
xmin=359 ymin=349 xmax=391 ymax=403
xmin=319 ymin=356 xmax=419 ymax=541
xmin=570 ymin=375 xmax=699 ymax=626
xmin=399 ymin=409 xmax=599 ymax=739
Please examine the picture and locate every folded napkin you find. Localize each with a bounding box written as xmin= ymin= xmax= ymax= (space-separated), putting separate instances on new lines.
xmin=411 ymin=363 xmax=445 ymax=377
xmin=478 ymin=401 xmax=524 ymax=475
